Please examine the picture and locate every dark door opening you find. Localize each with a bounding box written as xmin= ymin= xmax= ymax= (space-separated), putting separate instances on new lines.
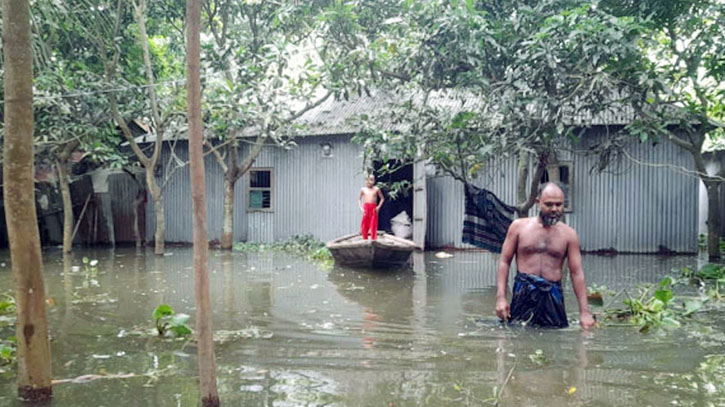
xmin=373 ymin=160 xmax=413 ymax=234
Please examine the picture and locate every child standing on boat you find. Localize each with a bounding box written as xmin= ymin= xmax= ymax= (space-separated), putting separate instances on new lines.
xmin=358 ymin=174 xmax=385 ymax=240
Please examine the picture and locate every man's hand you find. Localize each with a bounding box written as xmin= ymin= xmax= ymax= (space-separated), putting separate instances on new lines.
xmin=579 ymin=311 xmax=596 ymax=329
xmin=496 ymin=297 xmax=510 ymax=322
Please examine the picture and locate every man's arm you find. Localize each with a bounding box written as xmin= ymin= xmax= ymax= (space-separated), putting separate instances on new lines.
xmin=375 ymin=188 xmax=385 ymax=212
xmin=567 ymin=230 xmax=595 ymax=329
xmin=496 ymin=220 xmax=519 ymax=321
xmin=358 ymin=189 xmax=364 ymax=212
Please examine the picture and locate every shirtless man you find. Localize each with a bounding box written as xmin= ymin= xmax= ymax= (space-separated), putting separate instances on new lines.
xmin=358 ymin=174 xmax=385 ymax=240
xmin=495 ymin=182 xmax=595 ymax=329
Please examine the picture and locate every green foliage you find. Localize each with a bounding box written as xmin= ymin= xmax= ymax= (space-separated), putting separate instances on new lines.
xmin=698 ymin=234 xmax=707 ymax=249
xmin=605 ymin=277 xmax=682 ymax=332
xmin=0 ymin=293 xmax=15 ymax=315
xmin=233 ymin=234 xmax=333 ymax=267
xmin=0 ymin=337 xmax=16 ymax=365
xmin=603 ymin=267 xmax=725 ymax=332
xmin=153 ymin=304 xmax=192 ymax=338
xmin=684 ymin=264 xmax=725 ymax=281
xmin=682 ymin=264 xmax=725 ymax=301
xmin=343 ymin=0 xmax=648 ymax=185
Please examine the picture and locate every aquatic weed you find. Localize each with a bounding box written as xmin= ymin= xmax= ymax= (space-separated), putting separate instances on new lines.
xmin=0 ymin=293 xmax=15 ymax=314
xmin=604 ymin=277 xmax=681 ymax=332
xmin=233 ymin=234 xmax=333 ymax=268
xmin=0 ymin=336 xmax=16 ymax=365
xmin=153 ymin=304 xmax=193 ymax=338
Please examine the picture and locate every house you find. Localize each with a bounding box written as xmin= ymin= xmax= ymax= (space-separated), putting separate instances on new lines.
xmin=142 ymin=92 xmax=698 ymax=253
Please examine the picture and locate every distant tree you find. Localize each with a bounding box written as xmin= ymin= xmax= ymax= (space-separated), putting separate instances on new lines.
xmin=326 ymin=0 xmax=645 ymax=216
xmin=203 ymin=0 xmax=332 ymax=249
xmin=602 ymin=0 xmax=725 ymax=259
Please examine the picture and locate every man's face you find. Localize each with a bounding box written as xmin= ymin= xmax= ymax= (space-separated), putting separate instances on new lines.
xmin=366 ymin=176 xmax=375 ymax=188
xmin=537 ymin=187 xmax=565 ymax=226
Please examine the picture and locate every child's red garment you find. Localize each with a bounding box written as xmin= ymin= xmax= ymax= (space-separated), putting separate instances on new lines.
xmin=361 ymin=203 xmax=378 ymax=240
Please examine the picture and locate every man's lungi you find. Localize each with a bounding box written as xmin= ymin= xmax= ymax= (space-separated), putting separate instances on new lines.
xmin=509 ymin=271 xmax=568 ymax=328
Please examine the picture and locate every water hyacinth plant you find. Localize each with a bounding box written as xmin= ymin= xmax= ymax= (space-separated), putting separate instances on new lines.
xmin=0 ymin=293 xmax=15 ymax=315
xmin=153 ymin=304 xmax=193 ymax=338
xmin=605 ymin=277 xmax=681 ymax=332
xmin=0 ymin=336 xmax=16 ymax=365
xmin=233 ymin=234 xmax=333 ymax=267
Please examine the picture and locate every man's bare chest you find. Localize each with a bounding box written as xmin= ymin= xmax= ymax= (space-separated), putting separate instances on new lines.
xmin=518 ymin=230 xmax=568 ymax=259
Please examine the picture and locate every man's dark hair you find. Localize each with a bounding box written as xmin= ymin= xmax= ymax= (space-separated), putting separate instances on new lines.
xmin=537 ymin=182 xmax=566 ymax=198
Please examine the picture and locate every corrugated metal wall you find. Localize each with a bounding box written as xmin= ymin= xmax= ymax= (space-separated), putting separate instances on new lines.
xmin=426 ymin=130 xmax=698 ymax=253
xmin=147 ymin=130 xmax=697 ymax=252
xmin=108 ymin=172 xmax=145 ymax=243
xmin=146 ymin=143 xmax=248 ymax=243
xmin=271 ymin=135 xmax=364 ymax=242
xmin=146 ymin=134 xmax=364 ymax=244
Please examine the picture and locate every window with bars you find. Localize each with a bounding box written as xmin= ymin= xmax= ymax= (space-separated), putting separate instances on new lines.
xmin=248 ymin=168 xmax=273 ymax=211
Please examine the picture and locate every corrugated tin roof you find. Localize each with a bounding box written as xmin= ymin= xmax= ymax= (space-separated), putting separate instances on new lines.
xmin=133 ymin=89 xmax=636 ymax=143
xmin=296 ymin=89 xmax=634 ymax=136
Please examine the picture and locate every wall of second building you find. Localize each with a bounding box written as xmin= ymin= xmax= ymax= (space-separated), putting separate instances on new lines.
xmin=145 ymin=134 xmax=365 ymax=244
xmin=145 ymin=144 xmax=248 ymax=243
xmin=426 ymin=128 xmax=699 ymax=253
xmin=263 ymin=134 xmax=365 ymax=243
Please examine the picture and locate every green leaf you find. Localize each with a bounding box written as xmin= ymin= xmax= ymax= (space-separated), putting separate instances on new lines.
xmin=170 ymin=324 xmax=192 ymax=337
xmin=153 ymin=304 xmax=174 ymax=320
xmin=654 ymin=289 xmax=673 ymax=305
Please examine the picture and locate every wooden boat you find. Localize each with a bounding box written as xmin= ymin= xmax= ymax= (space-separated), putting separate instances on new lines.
xmin=326 ymin=232 xmax=420 ymax=269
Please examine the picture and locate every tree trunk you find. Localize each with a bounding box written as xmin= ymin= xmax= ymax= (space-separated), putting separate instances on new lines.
xmin=132 ymin=191 xmax=144 ymax=248
xmin=146 ymin=169 xmax=165 ymax=255
xmin=705 ymin=180 xmax=722 ymax=260
xmin=187 ymin=0 xmax=220 ymax=405
xmin=515 ymin=152 xmax=547 ymax=218
xmin=56 ymin=160 xmax=73 ymax=253
xmin=220 ymin=175 xmax=236 ymax=250
xmin=2 ymin=0 xmax=53 ymax=400
xmin=515 ymin=153 xmax=530 ymax=218
xmin=546 ymin=152 xmax=560 ymax=184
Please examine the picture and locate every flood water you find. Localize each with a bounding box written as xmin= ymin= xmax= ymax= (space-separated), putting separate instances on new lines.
xmin=0 ymin=247 xmax=723 ymax=406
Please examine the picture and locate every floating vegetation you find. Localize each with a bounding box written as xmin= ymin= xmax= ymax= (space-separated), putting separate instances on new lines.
xmin=527 ymin=349 xmax=549 ymax=366
xmin=602 ymin=264 xmax=725 ymax=333
xmin=0 ymin=336 xmax=16 ymax=365
xmin=71 ymin=292 xmax=118 ymax=305
xmin=0 ymin=293 xmax=15 ymax=315
xmin=153 ymin=304 xmax=193 ymax=338
xmin=604 ymin=277 xmax=682 ymax=332
xmin=682 ymin=263 xmax=725 ymax=282
xmin=233 ymin=234 xmax=333 ymax=268
xmin=214 ymin=327 xmax=274 ymax=344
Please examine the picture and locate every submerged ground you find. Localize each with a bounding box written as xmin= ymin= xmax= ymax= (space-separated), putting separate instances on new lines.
xmin=0 ymin=247 xmax=722 ymax=406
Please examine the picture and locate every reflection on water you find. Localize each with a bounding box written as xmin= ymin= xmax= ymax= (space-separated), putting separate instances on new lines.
xmin=0 ymin=248 xmax=721 ymax=406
